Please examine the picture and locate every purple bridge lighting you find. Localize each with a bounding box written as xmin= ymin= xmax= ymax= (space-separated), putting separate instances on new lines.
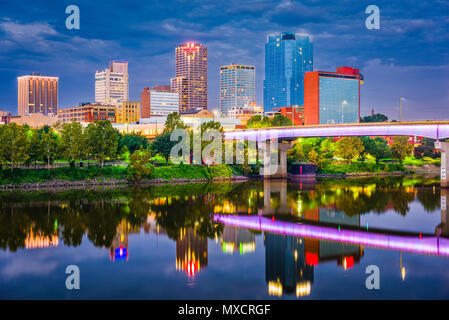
xmin=214 ymin=214 xmax=449 ymax=257
xmin=224 ymin=121 xmax=449 ymax=141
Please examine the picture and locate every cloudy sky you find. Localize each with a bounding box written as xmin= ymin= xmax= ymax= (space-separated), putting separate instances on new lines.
xmin=0 ymin=0 xmax=448 ymax=120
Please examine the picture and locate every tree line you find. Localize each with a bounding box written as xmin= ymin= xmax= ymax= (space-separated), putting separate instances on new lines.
xmin=0 ymin=120 xmax=149 ymax=172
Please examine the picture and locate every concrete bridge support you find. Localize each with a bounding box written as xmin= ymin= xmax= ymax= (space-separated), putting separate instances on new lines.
xmin=261 ymin=180 xmax=290 ymax=215
xmin=260 ymin=141 xmax=292 ymax=179
xmin=435 ymin=141 xmax=449 ymax=188
xmin=436 ymin=189 xmax=448 ymax=237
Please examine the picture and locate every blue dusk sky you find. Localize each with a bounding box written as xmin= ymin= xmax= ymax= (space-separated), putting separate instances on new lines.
xmin=0 ymin=0 xmax=448 ymax=120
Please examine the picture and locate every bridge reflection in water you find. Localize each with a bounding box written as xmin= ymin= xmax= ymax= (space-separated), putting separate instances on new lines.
xmin=214 ymin=180 xmax=449 ymax=297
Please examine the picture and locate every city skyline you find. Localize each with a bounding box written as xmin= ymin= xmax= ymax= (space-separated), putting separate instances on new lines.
xmin=0 ymin=0 xmax=448 ymax=121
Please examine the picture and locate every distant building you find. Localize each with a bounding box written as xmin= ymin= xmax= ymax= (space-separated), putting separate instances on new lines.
xmin=0 ymin=110 xmax=12 ymax=124
xmin=58 ymin=103 xmax=116 ymax=123
xmin=17 ymin=73 xmax=58 ymax=116
xmin=95 ymin=61 xmax=129 ymax=105
xmin=228 ymin=101 xmax=263 ymax=126
xmin=220 ymin=64 xmax=255 ymax=116
xmin=9 ymin=113 xmax=58 ymax=128
xmin=264 ymin=32 xmax=313 ymax=113
xmin=116 ymin=101 xmax=140 ymax=123
xmin=304 ymin=67 xmax=363 ymax=125
xmin=179 ymin=108 xmax=213 ymax=118
xmin=171 ymin=42 xmax=207 ymax=112
xmin=141 ymin=87 xmax=179 ymax=118
xmin=273 ymin=106 xmax=304 ymax=125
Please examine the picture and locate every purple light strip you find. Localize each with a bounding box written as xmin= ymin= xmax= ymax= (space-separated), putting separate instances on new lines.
xmin=214 ymin=215 xmax=449 ymax=257
xmin=224 ymin=123 xmax=449 ymax=141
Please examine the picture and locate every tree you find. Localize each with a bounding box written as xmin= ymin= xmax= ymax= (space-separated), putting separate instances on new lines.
xmin=391 ymin=136 xmax=413 ymax=163
xmin=28 ymin=130 xmax=42 ymax=167
xmin=360 ymin=136 xmax=391 ymax=163
xmin=117 ymin=132 xmax=149 ymax=154
xmin=85 ymin=121 xmax=119 ymax=168
xmin=308 ymin=149 xmax=325 ymax=169
xmin=361 ymin=113 xmax=388 ymax=123
xmin=40 ymin=129 xmax=60 ymax=170
xmin=335 ymin=137 xmax=364 ymax=163
xmin=151 ymin=133 xmax=176 ymax=164
xmin=0 ymin=123 xmax=30 ymax=172
xmin=247 ymin=115 xmax=270 ymax=128
xmin=269 ymin=114 xmax=292 ymax=127
xmin=60 ymin=120 xmax=87 ymax=165
xmin=163 ymin=112 xmax=187 ymax=134
xmin=128 ymin=150 xmax=153 ymax=181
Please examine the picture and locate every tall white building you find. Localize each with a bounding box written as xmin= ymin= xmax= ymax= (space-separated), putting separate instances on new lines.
xmin=95 ymin=61 xmax=129 ymax=105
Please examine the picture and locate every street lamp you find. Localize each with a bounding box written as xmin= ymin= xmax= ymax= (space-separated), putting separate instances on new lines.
xmin=341 ymin=100 xmax=348 ymax=124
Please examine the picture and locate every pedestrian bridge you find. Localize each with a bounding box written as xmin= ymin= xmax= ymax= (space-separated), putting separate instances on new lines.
xmin=223 ymin=121 xmax=449 ymax=187
xmin=224 ymin=121 xmax=449 ymax=141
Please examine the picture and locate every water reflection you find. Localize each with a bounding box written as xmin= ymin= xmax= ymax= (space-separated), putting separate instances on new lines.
xmin=0 ymin=176 xmax=447 ymax=299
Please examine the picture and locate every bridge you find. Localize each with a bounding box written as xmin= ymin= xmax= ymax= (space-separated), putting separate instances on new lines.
xmin=224 ymin=121 xmax=449 ymax=187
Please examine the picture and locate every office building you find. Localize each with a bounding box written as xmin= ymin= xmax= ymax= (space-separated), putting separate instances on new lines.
xmin=116 ymin=101 xmax=140 ymax=123
xmin=141 ymin=87 xmax=179 ymax=118
xmin=58 ymin=103 xmax=116 ymax=123
xmin=263 ymin=32 xmax=313 ymax=112
xmin=171 ymin=42 xmax=207 ymax=112
xmin=304 ymin=67 xmax=363 ymax=125
xmin=17 ymin=73 xmax=58 ymax=116
xmin=220 ymin=64 xmax=255 ymax=116
xmin=95 ymin=61 xmax=129 ymax=105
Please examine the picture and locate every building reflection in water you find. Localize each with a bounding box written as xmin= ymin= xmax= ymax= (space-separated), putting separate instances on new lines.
xmin=25 ymin=225 xmax=59 ymax=249
xmin=110 ymin=219 xmax=140 ymax=262
xmin=264 ymin=233 xmax=313 ymax=297
xmin=221 ymin=225 xmax=256 ymax=255
xmin=176 ymin=228 xmax=208 ymax=277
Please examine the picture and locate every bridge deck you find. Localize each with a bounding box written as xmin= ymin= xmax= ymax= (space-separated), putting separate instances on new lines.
xmin=224 ymin=121 xmax=449 ymax=141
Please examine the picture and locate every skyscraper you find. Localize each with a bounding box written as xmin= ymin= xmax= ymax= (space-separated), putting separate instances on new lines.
xmin=304 ymin=67 xmax=363 ymax=125
xmin=95 ymin=61 xmax=129 ymax=105
xmin=263 ymin=32 xmax=313 ymax=112
xmin=220 ymin=64 xmax=256 ymax=116
xmin=171 ymin=42 xmax=207 ymax=112
xmin=17 ymin=73 xmax=58 ymax=116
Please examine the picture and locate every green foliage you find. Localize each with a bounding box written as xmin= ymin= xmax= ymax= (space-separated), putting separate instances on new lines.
xmin=117 ymin=132 xmax=149 ymax=154
xmin=85 ymin=121 xmax=119 ymax=168
xmin=151 ymin=163 xmax=233 ymax=180
xmin=40 ymin=129 xmax=61 ymax=170
xmin=151 ymin=133 xmax=177 ymax=163
xmin=320 ymin=161 xmax=405 ymax=174
xmin=335 ymin=137 xmax=364 ymax=162
xmin=163 ymin=112 xmax=187 ymax=134
xmin=391 ymin=136 xmax=413 ymax=163
xmin=60 ymin=120 xmax=87 ymax=163
xmin=246 ymin=115 xmax=270 ymax=128
xmin=127 ymin=150 xmax=153 ymax=181
xmin=360 ymin=113 xmax=388 ymax=123
xmin=0 ymin=166 xmax=128 ymax=185
xmin=269 ymin=114 xmax=292 ymax=127
xmin=361 ymin=136 xmax=391 ymax=163
xmin=0 ymin=123 xmax=30 ymax=172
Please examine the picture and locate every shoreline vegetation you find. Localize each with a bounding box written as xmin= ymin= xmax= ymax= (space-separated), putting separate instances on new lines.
xmin=0 ymin=162 xmax=440 ymax=191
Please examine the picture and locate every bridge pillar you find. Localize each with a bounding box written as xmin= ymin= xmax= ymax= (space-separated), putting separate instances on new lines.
xmin=435 ymin=141 xmax=449 ymax=188
xmin=260 ymin=141 xmax=292 ymax=179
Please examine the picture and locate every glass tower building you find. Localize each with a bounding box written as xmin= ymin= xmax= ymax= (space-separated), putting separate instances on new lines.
xmin=220 ymin=64 xmax=256 ymax=116
xmin=304 ymin=67 xmax=363 ymax=125
xmin=263 ymin=32 xmax=313 ymax=113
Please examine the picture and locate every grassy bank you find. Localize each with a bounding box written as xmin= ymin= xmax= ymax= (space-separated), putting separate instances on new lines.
xmin=0 ymin=164 xmax=234 ymax=186
xmin=318 ymin=161 xmax=406 ymax=174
